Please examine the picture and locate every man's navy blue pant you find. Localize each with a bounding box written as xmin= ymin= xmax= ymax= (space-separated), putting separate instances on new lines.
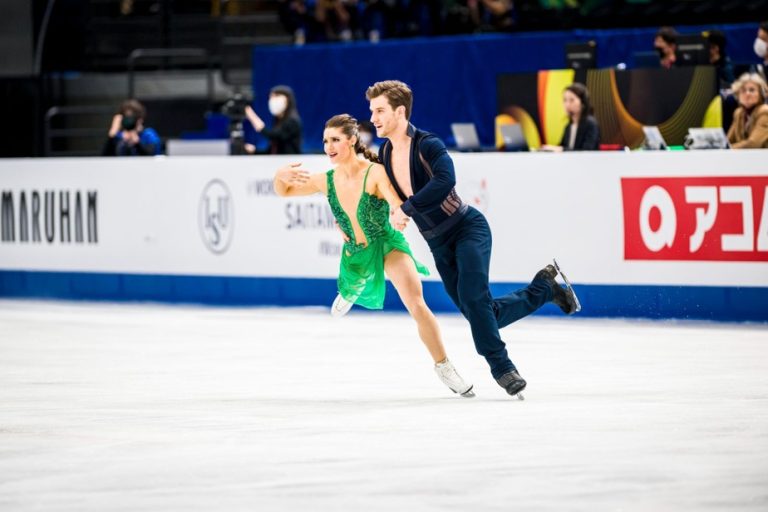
xmin=427 ymin=207 xmax=553 ymax=379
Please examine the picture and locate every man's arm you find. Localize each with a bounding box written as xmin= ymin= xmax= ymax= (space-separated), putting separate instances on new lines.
xmin=399 ymin=135 xmax=456 ymax=217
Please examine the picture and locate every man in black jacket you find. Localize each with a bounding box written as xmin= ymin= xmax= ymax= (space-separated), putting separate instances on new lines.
xmin=366 ymin=80 xmax=579 ymax=398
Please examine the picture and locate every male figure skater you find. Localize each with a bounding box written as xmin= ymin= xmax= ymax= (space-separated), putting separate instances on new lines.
xmin=366 ymin=80 xmax=580 ymax=398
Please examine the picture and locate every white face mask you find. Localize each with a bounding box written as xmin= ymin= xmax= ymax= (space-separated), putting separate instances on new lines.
xmin=754 ymin=37 xmax=767 ymax=59
xmin=268 ymin=95 xmax=288 ymax=116
xmin=359 ymin=132 xmax=373 ymax=146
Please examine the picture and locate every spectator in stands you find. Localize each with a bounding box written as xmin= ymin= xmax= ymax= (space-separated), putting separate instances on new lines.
xmin=279 ymin=0 xmax=313 ymax=45
xmin=102 ymin=99 xmax=161 ymax=156
xmin=540 ymin=82 xmax=600 ymax=152
xmin=244 ymin=85 xmax=303 ymax=154
xmin=654 ymin=26 xmax=678 ymax=69
xmin=479 ymin=0 xmax=515 ymax=32
xmin=706 ymin=30 xmax=735 ymax=89
xmin=726 ymin=73 xmax=768 ymax=149
xmin=357 ymin=120 xmax=380 ymax=153
xmin=314 ymin=0 xmax=359 ymax=41
xmin=753 ymin=21 xmax=768 ymax=81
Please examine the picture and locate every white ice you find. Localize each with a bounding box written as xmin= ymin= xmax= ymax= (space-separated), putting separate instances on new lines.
xmin=1 ymin=300 xmax=767 ymax=511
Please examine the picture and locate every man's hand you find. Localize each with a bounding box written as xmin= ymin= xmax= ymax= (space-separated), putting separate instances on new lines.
xmin=391 ymin=206 xmax=410 ymax=231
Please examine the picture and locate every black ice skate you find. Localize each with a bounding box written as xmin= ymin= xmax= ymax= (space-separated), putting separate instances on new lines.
xmin=496 ymin=370 xmax=526 ymax=400
xmin=535 ymin=260 xmax=581 ymax=315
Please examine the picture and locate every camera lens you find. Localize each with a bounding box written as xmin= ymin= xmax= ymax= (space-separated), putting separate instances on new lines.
xmin=121 ymin=116 xmax=137 ymax=131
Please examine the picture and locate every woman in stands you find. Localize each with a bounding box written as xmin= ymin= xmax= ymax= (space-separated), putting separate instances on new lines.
xmin=727 ymin=73 xmax=768 ymax=149
xmin=541 ymin=82 xmax=600 ymax=152
xmin=273 ymin=114 xmax=474 ymax=398
xmin=245 ymin=85 xmax=303 ymax=154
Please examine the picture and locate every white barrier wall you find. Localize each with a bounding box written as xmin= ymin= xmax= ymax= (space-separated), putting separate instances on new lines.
xmin=1 ymin=151 xmax=766 ymax=319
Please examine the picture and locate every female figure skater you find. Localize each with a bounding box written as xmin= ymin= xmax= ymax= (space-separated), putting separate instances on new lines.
xmin=273 ymin=114 xmax=474 ymax=397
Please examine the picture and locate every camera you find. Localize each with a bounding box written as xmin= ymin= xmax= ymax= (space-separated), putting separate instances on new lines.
xmin=221 ymin=93 xmax=250 ymax=122
xmin=221 ymin=92 xmax=252 ymax=155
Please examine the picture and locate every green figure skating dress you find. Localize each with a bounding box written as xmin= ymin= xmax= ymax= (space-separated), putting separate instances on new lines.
xmin=326 ymin=164 xmax=429 ymax=310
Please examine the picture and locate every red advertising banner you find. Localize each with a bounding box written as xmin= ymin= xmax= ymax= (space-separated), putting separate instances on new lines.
xmin=621 ymin=177 xmax=768 ymax=262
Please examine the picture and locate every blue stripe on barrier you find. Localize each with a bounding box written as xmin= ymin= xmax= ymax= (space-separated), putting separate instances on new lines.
xmin=0 ymin=270 xmax=765 ymax=322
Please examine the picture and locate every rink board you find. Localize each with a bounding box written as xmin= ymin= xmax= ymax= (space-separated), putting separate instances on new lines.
xmin=0 ymin=151 xmax=766 ymax=320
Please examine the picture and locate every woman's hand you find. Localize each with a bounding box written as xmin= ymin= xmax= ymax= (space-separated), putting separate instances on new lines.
xmin=245 ymin=105 xmax=265 ymax=132
xmin=275 ymin=163 xmax=310 ymax=185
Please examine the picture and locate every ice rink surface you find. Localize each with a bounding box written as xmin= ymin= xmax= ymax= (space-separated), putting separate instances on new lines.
xmin=1 ymin=300 xmax=767 ymax=511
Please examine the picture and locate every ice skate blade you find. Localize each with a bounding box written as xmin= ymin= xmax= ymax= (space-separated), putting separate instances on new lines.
xmin=552 ymin=258 xmax=582 ymax=313
xmin=460 ymin=386 xmax=476 ymax=398
xmin=515 ymin=392 xmax=525 ymax=401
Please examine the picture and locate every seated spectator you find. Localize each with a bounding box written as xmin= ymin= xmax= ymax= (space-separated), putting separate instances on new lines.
xmin=244 ymin=85 xmax=303 ymax=154
xmin=706 ymin=30 xmax=735 ymax=89
xmin=540 ymin=82 xmax=600 ymax=152
xmin=726 ymin=73 xmax=768 ymax=149
xmin=314 ymin=0 xmax=358 ymax=41
xmin=654 ymin=26 xmax=678 ymax=69
xmin=279 ymin=0 xmax=313 ymax=45
xmin=102 ymin=99 xmax=161 ymax=156
xmin=479 ymin=0 xmax=515 ymax=32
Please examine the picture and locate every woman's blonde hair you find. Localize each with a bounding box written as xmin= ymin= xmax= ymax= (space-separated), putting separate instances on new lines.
xmin=731 ymin=73 xmax=768 ymax=104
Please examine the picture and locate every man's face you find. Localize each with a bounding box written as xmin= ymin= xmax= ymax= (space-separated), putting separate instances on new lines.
xmin=369 ymin=95 xmax=402 ymax=138
xmin=758 ymin=28 xmax=768 ymax=44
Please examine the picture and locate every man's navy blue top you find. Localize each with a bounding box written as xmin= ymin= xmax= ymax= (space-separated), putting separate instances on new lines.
xmin=379 ymin=123 xmax=468 ymax=240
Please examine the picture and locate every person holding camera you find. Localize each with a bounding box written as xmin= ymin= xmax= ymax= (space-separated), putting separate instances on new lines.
xmin=102 ymin=99 xmax=161 ymax=156
xmin=244 ymin=85 xmax=303 ymax=154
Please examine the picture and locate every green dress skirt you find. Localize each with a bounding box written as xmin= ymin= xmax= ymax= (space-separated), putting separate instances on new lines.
xmin=326 ymin=166 xmax=429 ymax=310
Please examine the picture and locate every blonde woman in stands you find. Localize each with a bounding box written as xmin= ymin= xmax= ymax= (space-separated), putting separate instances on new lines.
xmin=727 ymin=73 xmax=768 ymax=149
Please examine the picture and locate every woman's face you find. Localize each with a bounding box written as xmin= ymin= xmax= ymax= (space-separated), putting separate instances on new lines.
xmin=563 ymin=90 xmax=583 ymax=118
xmin=323 ymin=126 xmax=354 ymax=164
xmin=268 ymin=93 xmax=289 ymax=116
xmin=738 ymin=81 xmax=763 ymax=110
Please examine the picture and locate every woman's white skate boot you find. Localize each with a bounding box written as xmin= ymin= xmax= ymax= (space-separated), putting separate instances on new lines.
xmin=434 ymin=359 xmax=475 ymax=397
xmin=330 ymin=294 xmax=353 ymax=318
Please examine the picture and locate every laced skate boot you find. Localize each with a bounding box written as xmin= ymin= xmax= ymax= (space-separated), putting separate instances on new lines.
xmin=330 ymin=294 xmax=353 ymax=318
xmin=434 ymin=359 xmax=475 ymax=397
xmin=496 ymin=370 xmax=526 ymax=400
xmin=535 ymin=263 xmax=580 ymax=315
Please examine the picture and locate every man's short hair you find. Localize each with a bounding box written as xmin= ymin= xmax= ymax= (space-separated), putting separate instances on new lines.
xmin=760 ymin=21 xmax=768 ymax=33
xmin=366 ymin=80 xmax=413 ymax=120
xmin=656 ymin=26 xmax=678 ymax=45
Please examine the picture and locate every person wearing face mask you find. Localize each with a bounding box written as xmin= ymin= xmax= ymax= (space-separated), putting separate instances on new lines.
xmin=726 ymin=73 xmax=768 ymax=149
xmin=752 ymin=21 xmax=768 ymax=82
xmin=540 ymin=82 xmax=600 ymax=152
xmin=102 ymin=99 xmax=161 ymax=156
xmin=244 ymin=85 xmax=303 ymax=154
xmin=654 ymin=26 xmax=678 ymax=70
